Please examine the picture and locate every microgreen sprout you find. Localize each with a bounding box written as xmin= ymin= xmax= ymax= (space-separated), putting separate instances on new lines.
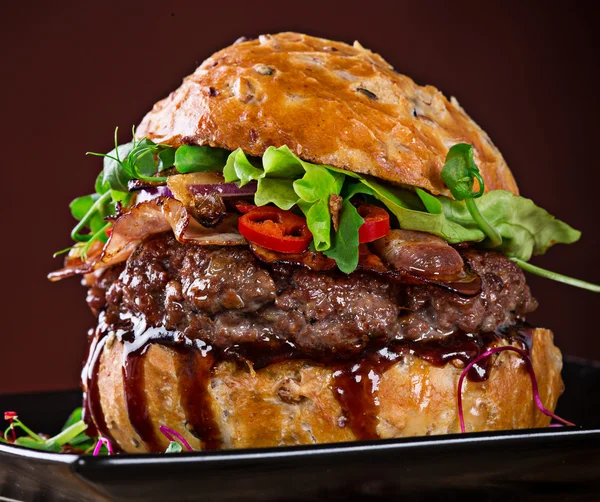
xmin=58 ymin=127 xmax=179 ymax=257
xmin=457 ymin=346 xmax=575 ymax=433
xmin=86 ymin=127 xmax=170 ymax=184
xmin=441 ymin=144 xmax=599 ymax=292
xmin=92 ymin=437 xmax=114 ymax=456
xmin=441 ymin=143 xmax=502 ymax=248
xmin=2 ymin=408 xmax=94 ymax=452
xmin=158 ymin=425 xmax=193 ymax=452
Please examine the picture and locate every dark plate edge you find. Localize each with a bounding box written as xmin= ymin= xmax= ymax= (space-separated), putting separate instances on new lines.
xmin=1 ymin=425 xmax=598 ymax=466
xmin=66 ymin=427 xmax=600 ymax=469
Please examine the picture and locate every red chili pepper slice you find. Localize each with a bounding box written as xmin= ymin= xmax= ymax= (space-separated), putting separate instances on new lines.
xmin=238 ymin=206 xmax=312 ymax=254
xmin=358 ymin=204 xmax=390 ymax=243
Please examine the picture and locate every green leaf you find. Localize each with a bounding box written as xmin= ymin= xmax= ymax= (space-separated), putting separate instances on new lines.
xmin=175 ymin=145 xmax=228 ymax=173
xmin=342 ymin=181 xmax=374 ymax=199
xmin=68 ymin=433 xmax=95 ymax=448
xmin=224 ymin=148 xmax=263 ymax=185
xmin=255 ymin=178 xmax=298 ymax=209
xmin=366 ymin=184 xmax=579 ymax=260
xmin=70 ymin=194 xmax=99 ymax=221
xmin=89 ymin=212 xmax=108 ymax=234
xmin=324 ymin=199 xmax=364 ymax=273
xmin=262 ymin=145 xmax=306 ymax=178
xmin=111 ymin=190 xmax=132 ymax=205
xmin=158 ymin=147 xmax=176 ymax=171
xmin=130 ymin=145 xmax=157 ymax=177
xmin=49 ymin=420 xmax=88 ymax=447
xmin=324 ymin=164 xmax=362 ymax=179
xmin=291 ymin=165 xmax=345 ymax=251
xmin=60 ymin=408 xmax=95 ymax=449
xmin=441 ymin=143 xmax=484 ymax=200
xmin=62 ymin=408 xmax=83 ymax=431
xmin=293 ymin=164 xmax=344 ymax=203
xmin=437 ymin=190 xmax=581 ymax=260
xmin=415 ymin=187 xmax=442 ymax=214
xmin=94 ymin=172 xmax=110 ymax=195
xmin=103 ymin=163 xmax=132 ymax=192
xmin=101 ymin=142 xmax=135 ymax=191
xmin=70 ymin=192 xmax=111 ymax=237
xmin=440 ymin=143 xmax=501 ymax=246
xmin=358 ymin=178 xmax=478 ymax=243
xmin=298 ymin=199 xmax=332 ymax=251
xmin=14 ymin=437 xmax=60 ymax=452
xmin=165 ymin=441 xmax=183 ymax=453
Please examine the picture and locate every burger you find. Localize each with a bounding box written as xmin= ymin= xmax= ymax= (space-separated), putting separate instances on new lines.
xmin=50 ymin=32 xmax=597 ymax=454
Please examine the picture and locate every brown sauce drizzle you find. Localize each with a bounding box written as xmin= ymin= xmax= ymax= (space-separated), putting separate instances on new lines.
xmin=330 ymin=325 xmax=533 ymax=441
xmin=175 ymin=348 xmax=222 ymax=450
xmin=82 ymin=331 xmax=118 ymax=449
xmin=82 ymin=315 xmax=533 ymax=451
xmin=333 ymin=363 xmax=383 ymax=440
xmin=122 ymin=348 xmax=163 ymax=452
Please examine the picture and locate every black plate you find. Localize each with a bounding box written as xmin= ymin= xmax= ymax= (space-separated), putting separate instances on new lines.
xmin=1 ymin=356 xmax=599 ymax=502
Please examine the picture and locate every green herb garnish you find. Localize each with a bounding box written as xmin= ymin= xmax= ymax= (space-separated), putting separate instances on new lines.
xmin=87 ymin=128 xmax=170 ymax=185
xmin=441 ymin=143 xmax=502 ymax=247
xmin=165 ymin=441 xmax=183 ymax=453
xmin=1 ymin=409 xmax=94 ymax=453
xmin=62 ymin=128 xmax=232 ymax=257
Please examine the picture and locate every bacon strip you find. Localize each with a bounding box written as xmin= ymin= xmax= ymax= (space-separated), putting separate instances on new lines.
xmin=49 ymin=197 xmax=246 ymax=281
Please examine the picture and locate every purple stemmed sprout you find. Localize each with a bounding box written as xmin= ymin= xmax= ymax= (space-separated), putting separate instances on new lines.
xmin=158 ymin=425 xmax=194 ymax=452
xmin=457 ymin=345 xmax=575 ymax=433
xmin=93 ymin=436 xmax=114 ymax=456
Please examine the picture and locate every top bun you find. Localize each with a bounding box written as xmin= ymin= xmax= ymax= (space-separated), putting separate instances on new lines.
xmin=137 ymin=32 xmax=518 ymax=197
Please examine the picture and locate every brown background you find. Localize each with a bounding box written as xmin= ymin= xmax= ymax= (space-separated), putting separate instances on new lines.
xmin=1 ymin=1 xmax=598 ymax=394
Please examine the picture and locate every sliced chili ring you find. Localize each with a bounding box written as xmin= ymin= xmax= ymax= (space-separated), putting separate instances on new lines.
xmin=357 ymin=203 xmax=390 ymax=243
xmin=238 ymin=206 xmax=312 ymax=254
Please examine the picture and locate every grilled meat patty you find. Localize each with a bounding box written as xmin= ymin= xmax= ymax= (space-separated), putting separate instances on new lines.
xmin=86 ymin=233 xmax=537 ymax=356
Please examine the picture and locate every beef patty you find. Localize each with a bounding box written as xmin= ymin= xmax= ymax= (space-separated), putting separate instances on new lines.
xmin=87 ymin=233 xmax=537 ymax=356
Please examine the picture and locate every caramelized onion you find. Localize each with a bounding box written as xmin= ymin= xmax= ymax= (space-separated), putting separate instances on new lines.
xmin=101 ymin=197 xmax=245 ymax=268
xmin=167 ymin=173 xmax=228 ymax=228
xmin=372 ymin=230 xmax=465 ymax=280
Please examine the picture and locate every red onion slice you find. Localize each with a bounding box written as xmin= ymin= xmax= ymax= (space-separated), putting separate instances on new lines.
xmin=188 ymin=181 xmax=257 ymax=197
xmin=136 ymin=186 xmax=174 ymax=203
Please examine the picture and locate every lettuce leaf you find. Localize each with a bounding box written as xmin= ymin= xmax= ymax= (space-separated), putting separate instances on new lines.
xmin=223 ymin=145 xmax=580 ymax=269
xmin=224 ymin=146 xmax=344 ymax=250
xmin=323 ymin=198 xmax=364 ymax=273
xmin=437 ymin=190 xmax=581 ymax=260
xmin=174 ymin=145 xmax=228 ymax=173
xmin=359 ymin=180 xmax=580 ymax=261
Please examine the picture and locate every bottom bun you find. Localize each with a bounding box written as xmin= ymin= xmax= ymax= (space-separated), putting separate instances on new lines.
xmin=93 ymin=328 xmax=563 ymax=453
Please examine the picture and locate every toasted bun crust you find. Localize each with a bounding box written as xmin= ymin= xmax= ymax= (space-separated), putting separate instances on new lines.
xmin=137 ymin=32 xmax=518 ymax=197
xmin=96 ymin=328 xmax=562 ymax=453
